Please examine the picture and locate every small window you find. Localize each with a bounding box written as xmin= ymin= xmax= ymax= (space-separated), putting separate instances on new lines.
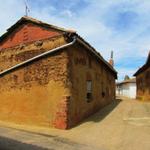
xmin=86 ymin=80 xmax=92 ymax=102
xmin=102 ymin=91 xmax=105 ymax=98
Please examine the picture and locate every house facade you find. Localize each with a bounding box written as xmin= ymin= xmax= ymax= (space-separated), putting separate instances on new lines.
xmin=0 ymin=17 xmax=117 ymax=129
xmin=116 ymin=78 xmax=136 ymax=99
xmin=134 ymin=52 xmax=150 ymax=101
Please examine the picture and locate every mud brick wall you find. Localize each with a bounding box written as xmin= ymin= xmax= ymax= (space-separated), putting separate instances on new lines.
xmin=0 ymin=28 xmax=116 ymax=129
xmin=136 ymin=67 xmax=150 ymax=101
xmin=0 ymin=35 xmax=65 ymax=71
xmin=0 ymin=36 xmax=71 ymax=129
xmin=67 ymin=43 xmax=116 ymax=127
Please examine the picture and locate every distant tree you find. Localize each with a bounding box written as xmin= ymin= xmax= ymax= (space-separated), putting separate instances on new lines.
xmin=124 ymin=75 xmax=130 ymax=81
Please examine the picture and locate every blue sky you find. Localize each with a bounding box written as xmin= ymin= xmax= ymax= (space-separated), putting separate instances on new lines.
xmin=0 ymin=0 xmax=149 ymax=81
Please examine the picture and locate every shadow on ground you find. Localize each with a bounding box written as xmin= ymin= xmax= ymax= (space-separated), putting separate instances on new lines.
xmin=0 ymin=133 xmax=96 ymax=150
xmin=81 ymin=98 xmax=122 ymax=124
xmin=0 ymin=136 xmax=49 ymax=150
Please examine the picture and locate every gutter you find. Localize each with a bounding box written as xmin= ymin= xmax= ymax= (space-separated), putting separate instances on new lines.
xmin=0 ymin=36 xmax=77 ymax=77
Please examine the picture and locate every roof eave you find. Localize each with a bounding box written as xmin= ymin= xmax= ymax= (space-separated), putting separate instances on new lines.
xmin=134 ymin=51 xmax=150 ymax=76
xmin=75 ymin=35 xmax=117 ymax=78
xmin=0 ymin=16 xmax=76 ymax=43
xmin=0 ymin=16 xmax=117 ymax=79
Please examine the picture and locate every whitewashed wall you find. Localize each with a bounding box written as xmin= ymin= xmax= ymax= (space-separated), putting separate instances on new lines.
xmin=129 ymin=83 xmax=136 ymax=98
xmin=116 ymin=83 xmax=136 ymax=99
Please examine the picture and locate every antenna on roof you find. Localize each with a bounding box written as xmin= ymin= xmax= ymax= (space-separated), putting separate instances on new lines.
xmin=111 ymin=50 xmax=113 ymax=59
xmin=109 ymin=50 xmax=114 ymax=67
xmin=24 ymin=0 xmax=30 ymax=16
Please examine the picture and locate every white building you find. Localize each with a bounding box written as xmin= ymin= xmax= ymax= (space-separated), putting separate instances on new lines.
xmin=116 ymin=78 xmax=136 ymax=99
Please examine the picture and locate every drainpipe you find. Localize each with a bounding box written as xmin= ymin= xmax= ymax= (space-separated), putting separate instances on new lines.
xmin=0 ymin=36 xmax=77 ymax=77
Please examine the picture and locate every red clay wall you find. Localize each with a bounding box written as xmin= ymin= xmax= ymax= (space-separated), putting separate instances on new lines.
xmin=0 ymin=23 xmax=60 ymax=49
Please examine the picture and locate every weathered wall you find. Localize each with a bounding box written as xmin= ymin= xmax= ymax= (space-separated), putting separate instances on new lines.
xmin=136 ymin=67 xmax=150 ymax=101
xmin=67 ymin=43 xmax=116 ymax=127
xmin=0 ymin=36 xmax=71 ymax=129
xmin=0 ymin=23 xmax=60 ymax=49
xmin=0 ymin=30 xmax=116 ymax=129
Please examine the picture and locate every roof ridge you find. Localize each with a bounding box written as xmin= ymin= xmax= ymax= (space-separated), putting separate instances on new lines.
xmin=146 ymin=50 xmax=150 ymax=64
xmin=21 ymin=16 xmax=76 ymax=33
xmin=0 ymin=16 xmax=117 ymax=77
xmin=0 ymin=16 xmax=76 ymax=45
xmin=117 ymin=78 xmax=136 ymax=85
xmin=134 ymin=51 xmax=150 ymax=76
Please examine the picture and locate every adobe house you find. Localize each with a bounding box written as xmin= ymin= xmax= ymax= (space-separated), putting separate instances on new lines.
xmin=0 ymin=16 xmax=117 ymax=129
xmin=134 ymin=52 xmax=150 ymax=101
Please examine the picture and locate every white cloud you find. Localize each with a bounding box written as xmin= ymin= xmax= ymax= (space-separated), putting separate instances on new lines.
xmin=0 ymin=0 xmax=149 ymax=80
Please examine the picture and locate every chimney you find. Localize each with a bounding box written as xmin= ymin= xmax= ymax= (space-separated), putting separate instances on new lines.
xmin=109 ymin=51 xmax=114 ymax=67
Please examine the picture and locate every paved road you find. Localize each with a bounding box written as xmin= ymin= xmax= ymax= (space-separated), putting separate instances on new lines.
xmin=0 ymin=126 xmax=95 ymax=150
xmin=0 ymin=98 xmax=150 ymax=150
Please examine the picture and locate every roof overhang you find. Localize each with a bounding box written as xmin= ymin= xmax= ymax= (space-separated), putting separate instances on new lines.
xmin=134 ymin=52 xmax=150 ymax=76
xmin=73 ymin=34 xmax=117 ymax=79
xmin=0 ymin=16 xmax=117 ymax=79
xmin=0 ymin=16 xmax=76 ymax=43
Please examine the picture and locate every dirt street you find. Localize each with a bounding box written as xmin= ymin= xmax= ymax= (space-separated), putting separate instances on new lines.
xmin=0 ymin=98 xmax=149 ymax=150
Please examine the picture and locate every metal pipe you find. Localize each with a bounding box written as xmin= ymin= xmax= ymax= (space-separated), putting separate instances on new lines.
xmin=0 ymin=36 xmax=77 ymax=77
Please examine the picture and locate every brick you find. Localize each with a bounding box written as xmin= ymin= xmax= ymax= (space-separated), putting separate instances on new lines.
xmin=0 ymin=23 xmax=60 ymax=49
